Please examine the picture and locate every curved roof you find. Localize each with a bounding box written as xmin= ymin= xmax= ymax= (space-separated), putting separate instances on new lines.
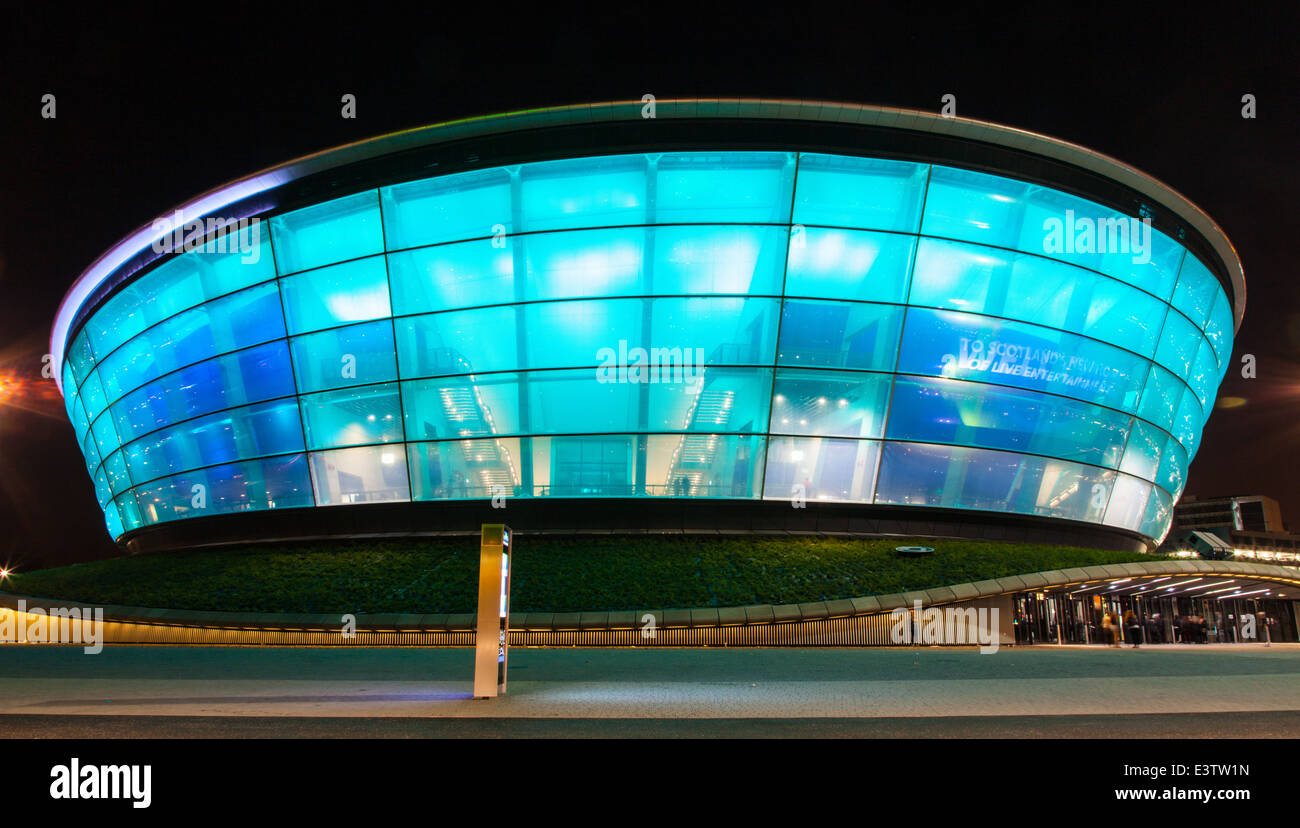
xmin=51 ymin=98 xmax=1247 ymax=395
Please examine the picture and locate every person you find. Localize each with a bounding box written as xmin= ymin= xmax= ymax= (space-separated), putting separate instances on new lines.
xmin=1124 ymin=609 xmax=1141 ymax=648
xmin=1101 ymin=610 xmax=1119 ymax=647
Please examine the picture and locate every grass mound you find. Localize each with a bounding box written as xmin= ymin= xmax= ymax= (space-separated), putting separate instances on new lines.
xmin=6 ymin=535 xmax=1158 ymax=615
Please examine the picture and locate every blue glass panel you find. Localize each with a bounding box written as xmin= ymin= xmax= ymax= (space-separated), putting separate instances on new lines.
xmin=762 ymin=436 xmax=879 ymax=502
xmin=785 ymin=228 xmax=915 ymax=304
xmin=85 ymin=230 xmax=276 ymax=358
xmin=380 ymin=166 xmax=512 ymax=250
xmin=123 ymin=399 xmax=305 ymax=485
xmin=1118 ymin=418 xmax=1164 ymax=482
xmin=1172 ymin=254 xmax=1221 ymax=328
xmin=1156 ymin=433 xmax=1187 ymax=497
xmin=70 ymin=396 xmax=92 ymax=444
xmin=777 ymin=300 xmax=903 ymax=371
xmin=908 ymin=239 xmax=1163 ymax=356
xmin=309 ymin=445 xmax=411 ymax=505
xmin=1139 ymin=485 xmax=1174 ymax=543
xmin=116 ymin=492 xmax=143 ymax=532
xmin=290 ymin=320 xmax=398 ymax=393
xmin=1137 ymin=363 xmax=1181 ymax=432
xmin=887 ymin=376 xmax=1129 ymax=467
xmin=80 ymin=428 xmax=101 ymax=477
xmin=104 ymin=500 xmax=125 ymax=540
xmin=921 ymin=166 xmax=1029 ymax=250
xmin=526 ymin=434 xmax=763 ymax=498
xmin=79 ymin=370 xmax=108 ymax=423
xmin=67 ymin=330 xmax=95 ymax=388
xmin=1187 ymin=335 xmax=1219 ymax=409
xmin=875 ymin=441 xmax=1114 ymax=523
xmin=135 ymin=454 xmax=313 ymax=525
xmin=1103 ymin=473 xmax=1151 ymax=532
xmin=654 ymin=152 xmax=794 ymax=224
xmin=388 ymin=238 xmax=514 ymax=316
xmin=62 ymin=363 xmax=79 ymax=418
xmin=279 ymin=255 xmax=391 ymax=335
xmin=1154 ymin=308 xmax=1200 ymax=381
xmin=769 ymin=369 xmax=891 ymax=438
xmin=97 ymin=282 xmax=286 ymax=402
xmin=408 ymin=437 xmax=525 ymax=500
xmin=103 ymin=450 xmax=132 ymax=496
xmin=1203 ymin=288 xmax=1234 ymax=364
xmin=300 ymin=383 xmax=404 ymax=450
xmin=396 ymin=306 xmax=519 ymax=378
xmin=896 ymin=307 xmax=1149 ymax=412
xmin=793 ymin=154 xmax=927 ymax=232
xmin=111 ymin=341 xmax=295 ymax=442
xmin=1172 ymin=386 xmax=1203 ymax=457
xmin=519 ymin=156 xmax=647 ymax=233
xmin=271 ymin=190 xmax=384 ymax=275
xmin=91 ymin=410 xmax=121 ymax=458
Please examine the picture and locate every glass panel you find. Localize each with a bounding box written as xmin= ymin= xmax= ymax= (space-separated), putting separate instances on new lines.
xmin=110 ymin=341 xmax=295 ymax=442
xmin=116 ymin=492 xmax=144 ymax=532
xmin=279 ymin=255 xmax=391 ymax=335
xmin=85 ymin=229 xmax=276 ymax=358
xmin=408 ymin=437 xmax=524 ymax=500
xmin=654 ymin=151 xmax=794 ymax=224
xmin=645 ymin=367 xmax=772 ymax=434
xmin=793 ymin=154 xmax=928 ymax=233
xmin=1187 ymin=335 xmax=1219 ymax=409
xmin=380 ymin=166 xmax=512 ymax=250
xmin=309 ymin=445 xmax=411 ymax=505
xmin=1154 ymin=308 xmax=1200 ymax=381
xmin=396 ymin=305 xmax=519 ymax=378
xmin=1203 ymin=289 xmax=1233 ymax=364
xmin=388 ymin=237 xmax=514 ymax=316
xmin=135 ymin=454 xmax=313 ymax=525
xmin=79 ymin=370 xmax=108 ymax=423
xmin=887 ymin=376 xmax=1130 ymax=468
xmin=785 ymin=228 xmax=915 ymax=304
xmin=97 ymin=281 xmax=286 ymax=402
xmin=1118 ymin=418 xmax=1165 ymax=483
xmin=91 ymin=411 xmax=121 ymax=458
xmin=403 ymin=373 xmax=525 ymax=441
xmin=777 ymin=300 xmax=903 ymax=371
xmin=645 ymin=225 xmax=787 ymax=296
xmin=1172 ymin=253 xmax=1222 ymax=328
xmin=762 ymin=436 xmax=879 ymax=502
xmin=300 ymin=383 xmax=404 ymax=450
xmin=1103 ymin=473 xmax=1151 ymax=532
xmin=1156 ymin=433 xmax=1187 ymax=498
xmin=897 ymin=307 xmax=1149 ymax=412
xmin=103 ymin=450 xmax=132 ymax=497
xmin=290 ymin=320 xmax=397 ymax=394
xmin=769 ymin=368 xmax=891 ymax=438
xmin=1137 ymin=363 xmax=1182 ymax=432
xmin=270 ymin=190 xmax=384 ymax=275
xmin=1140 ymin=485 xmax=1174 ymax=543
xmin=123 ymin=399 xmax=305 ymax=485
xmin=526 ymin=434 xmax=763 ymax=498
xmin=66 ymin=330 xmax=95 ymax=388
xmin=875 ymin=441 xmax=1114 ymax=523
xmin=921 ymin=165 xmax=1030 ymax=250
xmin=519 ymin=155 xmax=647 ymax=233
xmin=908 ymin=238 xmax=1164 ymax=356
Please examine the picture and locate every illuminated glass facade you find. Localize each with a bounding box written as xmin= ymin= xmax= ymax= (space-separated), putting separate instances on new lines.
xmin=58 ymin=148 xmax=1235 ymax=546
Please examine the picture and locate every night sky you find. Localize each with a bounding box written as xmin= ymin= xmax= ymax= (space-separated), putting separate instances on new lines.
xmin=1 ymin=4 xmax=1296 ymax=569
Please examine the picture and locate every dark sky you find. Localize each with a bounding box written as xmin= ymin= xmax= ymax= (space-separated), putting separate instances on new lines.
xmin=1 ymin=4 xmax=1296 ymax=569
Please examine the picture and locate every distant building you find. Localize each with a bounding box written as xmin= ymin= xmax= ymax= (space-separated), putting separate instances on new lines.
xmin=1161 ymin=495 xmax=1300 ymax=565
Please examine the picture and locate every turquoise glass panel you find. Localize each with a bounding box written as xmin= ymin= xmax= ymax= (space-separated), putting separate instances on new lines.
xmin=769 ymin=369 xmax=891 ymax=438
xmin=290 ymin=320 xmax=398 ymax=393
xmin=408 ymin=437 xmax=525 ymax=500
xmin=1139 ymin=485 xmax=1174 ymax=542
xmin=380 ymin=166 xmax=513 ymax=250
xmin=921 ymin=165 xmax=1029 ymax=250
xmin=279 ymin=255 xmax=391 ymax=335
xmin=271 ymin=190 xmax=384 ymax=275
xmin=519 ymin=156 xmax=647 ymax=233
xmin=654 ymin=152 xmax=794 ymax=224
xmin=1203 ymin=288 xmax=1233 ymax=364
xmin=300 ymin=383 xmax=404 ymax=450
xmin=388 ymin=237 xmax=514 ymax=316
xmin=395 ymin=305 xmax=520 ymax=378
xmin=1154 ymin=308 xmax=1200 ymax=381
xmin=785 ymin=228 xmax=915 ymax=304
xmin=793 ymin=154 xmax=928 ymax=232
xmin=1137 ymin=363 xmax=1182 ymax=432
xmin=1103 ymin=473 xmax=1151 ymax=532
xmin=1172 ymin=253 xmax=1221 ymax=328
xmin=908 ymin=238 xmax=1163 ymax=356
